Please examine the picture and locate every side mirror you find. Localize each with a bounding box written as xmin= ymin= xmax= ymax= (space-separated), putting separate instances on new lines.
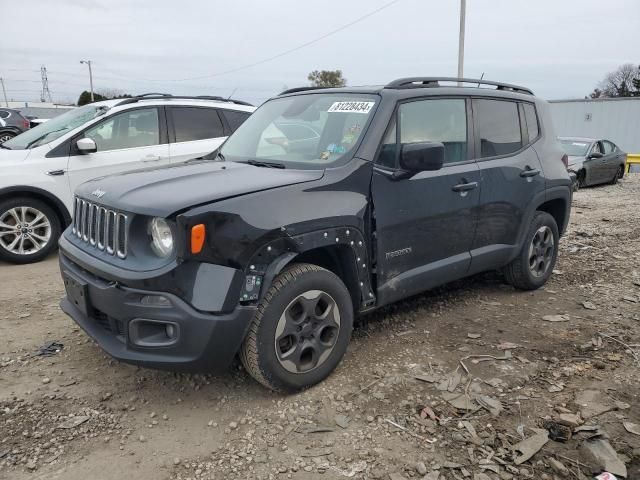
xmin=589 ymin=151 xmax=603 ymax=159
xmin=76 ymin=137 xmax=97 ymax=154
xmin=399 ymin=142 xmax=444 ymax=173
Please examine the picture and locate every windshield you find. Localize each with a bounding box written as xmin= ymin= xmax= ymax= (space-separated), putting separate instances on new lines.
xmin=3 ymin=104 xmax=109 ymax=150
xmin=560 ymin=140 xmax=591 ymax=157
xmin=221 ymin=93 xmax=378 ymax=168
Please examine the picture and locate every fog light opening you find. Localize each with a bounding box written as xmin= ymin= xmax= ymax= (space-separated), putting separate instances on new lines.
xmin=165 ymin=323 xmax=177 ymax=340
xmin=140 ymin=295 xmax=171 ymax=307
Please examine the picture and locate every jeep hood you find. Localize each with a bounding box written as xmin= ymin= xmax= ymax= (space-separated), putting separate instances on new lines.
xmin=75 ymin=160 xmax=325 ymax=217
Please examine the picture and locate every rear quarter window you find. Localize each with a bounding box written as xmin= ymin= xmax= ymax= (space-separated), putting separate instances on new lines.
xmin=222 ymin=110 xmax=251 ymax=132
xmin=523 ymin=103 xmax=539 ymax=142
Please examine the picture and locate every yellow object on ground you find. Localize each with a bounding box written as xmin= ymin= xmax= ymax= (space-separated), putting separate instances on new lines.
xmin=627 ymin=154 xmax=640 ymax=173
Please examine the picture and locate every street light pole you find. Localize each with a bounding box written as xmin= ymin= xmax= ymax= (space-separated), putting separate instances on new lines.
xmin=80 ymin=60 xmax=94 ymax=102
xmin=457 ymin=0 xmax=466 ymax=84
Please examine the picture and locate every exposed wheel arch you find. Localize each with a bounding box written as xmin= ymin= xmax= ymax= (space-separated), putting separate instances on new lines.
xmin=0 ymin=186 xmax=71 ymax=229
xmin=536 ymin=197 xmax=568 ymax=236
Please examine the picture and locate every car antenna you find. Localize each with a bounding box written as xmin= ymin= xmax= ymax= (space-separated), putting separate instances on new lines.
xmin=226 ymin=87 xmax=238 ymax=100
xmin=477 ymin=72 xmax=485 ymax=88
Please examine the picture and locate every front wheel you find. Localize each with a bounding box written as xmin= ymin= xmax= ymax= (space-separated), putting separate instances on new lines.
xmin=503 ymin=211 xmax=559 ymax=290
xmin=240 ymin=263 xmax=354 ymax=392
xmin=0 ymin=198 xmax=61 ymax=264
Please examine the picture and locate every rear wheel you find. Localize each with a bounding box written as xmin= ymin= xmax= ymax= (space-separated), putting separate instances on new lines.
xmin=0 ymin=197 xmax=61 ymax=264
xmin=0 ymin=132 xmax=15 ymax=144
xmin=610 ymin=165 xmax=624 ymax=184
xmin=503 ymin=211 xmax=559 ymax=290
xmin=240 ymin=263 xmax=353 ymax=392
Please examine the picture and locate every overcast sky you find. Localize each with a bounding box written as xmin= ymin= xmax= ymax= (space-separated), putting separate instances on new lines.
xmin=1 ymin=0 xmax=638 ymax=105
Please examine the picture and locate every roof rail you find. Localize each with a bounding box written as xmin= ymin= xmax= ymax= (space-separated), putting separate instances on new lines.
xmin=385 ymin=77 xmax=534 ymax=95
xmin=114 ymin=93 xmax=253 ymax=107
xmin=278 ymin=86 xmax=334 ymax=96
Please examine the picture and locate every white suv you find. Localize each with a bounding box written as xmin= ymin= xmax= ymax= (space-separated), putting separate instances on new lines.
xmin=0 ymin=94 xmax=255 ymax=264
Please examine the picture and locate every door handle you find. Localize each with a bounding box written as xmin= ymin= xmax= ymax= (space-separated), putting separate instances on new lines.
xmin=520 ymin=168 xmax=540 ymax=178
xmin=143 ymin=154 xmax=161 ymax=162
xmin=451 ymin=181 xmax=478 ymax=192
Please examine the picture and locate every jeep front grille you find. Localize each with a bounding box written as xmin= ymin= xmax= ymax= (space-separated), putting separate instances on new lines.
xmin=72 ymin=197 xmax=128 ymax=258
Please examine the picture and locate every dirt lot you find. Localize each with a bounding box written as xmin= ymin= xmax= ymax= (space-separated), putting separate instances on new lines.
xmin=1 ymin=176 xmax=639 ymax=480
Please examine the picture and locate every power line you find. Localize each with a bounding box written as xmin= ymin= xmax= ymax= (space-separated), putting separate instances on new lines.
xmin=165 ymin=0 xmax=403 ymax=82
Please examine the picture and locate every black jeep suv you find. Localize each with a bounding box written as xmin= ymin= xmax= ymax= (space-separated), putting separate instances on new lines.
xmin=59 ymin=77 xmax=572 ymax=391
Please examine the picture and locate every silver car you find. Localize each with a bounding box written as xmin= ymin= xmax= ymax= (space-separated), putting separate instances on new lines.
xmin=559 ymin=137 xmax=626 ymax=190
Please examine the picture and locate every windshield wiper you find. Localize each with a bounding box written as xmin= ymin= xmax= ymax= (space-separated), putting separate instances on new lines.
xmin=25 ymin=128 xmax=67 ymax=149
xmin=245 ymin=159 xmax=286 ymax=169
xmin=187 ymin=150 xmax=225 ymax=163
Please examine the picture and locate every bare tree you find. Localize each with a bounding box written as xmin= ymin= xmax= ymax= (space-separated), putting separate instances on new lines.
xmin=590 ymin=63 xmax=640 ymax=98
xmin=96 ymin=87 xmax=130 ymax=99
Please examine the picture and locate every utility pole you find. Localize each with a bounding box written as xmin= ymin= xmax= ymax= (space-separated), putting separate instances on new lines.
xmin=80 ymin=60 xmax=94 ymax=102
xmin=457 ymin=0 xmax=466 ymax=84
xmin=40 ymin=65 xmax=53 ymax=103
xmin=0 ymin=78 xmax=8 ymax=107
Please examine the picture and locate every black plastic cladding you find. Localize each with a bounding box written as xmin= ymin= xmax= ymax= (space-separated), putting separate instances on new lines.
xmin=241 ymin=227 xmax=375 ymax=308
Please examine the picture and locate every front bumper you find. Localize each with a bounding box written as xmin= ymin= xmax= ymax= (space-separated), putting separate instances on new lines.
xmin=59 ymin=253 xmax=256 ymax=372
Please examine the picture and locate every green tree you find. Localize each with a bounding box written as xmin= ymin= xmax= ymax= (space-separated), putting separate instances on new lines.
xmin=307 ymin=70 xmax=347 ymax=88
xmin=77 ymin=89 xmax=132 ymax=106
xmin=77 ymin=90 xmax=107 ymax=106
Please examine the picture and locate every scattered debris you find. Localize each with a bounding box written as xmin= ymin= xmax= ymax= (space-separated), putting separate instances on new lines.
xmin=467 ymin=333 xmax=482 ymax=339
xmin=575 ymin=390 xmax=616 ymax=419
xmin=622 ymin=295 xmax=638 ymax=303
xmin=548 ymin=458 xmax=569 ymax=476
xmin=335 ymin=414 xmax=350 ymax=429
xmin=623 ymin=422 xmax=640 ymax=436
xmin=497 ymin=341 xmax=519 ymax=350
xmin=580 ymin=438 xmax=627 ymax=478
xmin=556 ymin=412 xmax=583 ymax=428
xmin=512 ymin=428 xmax=549 ymax=465
xmin=418 ymin=405 xmax=439 ymax=422
xmin=384 ymin=418 xmax=436 ymax=443
xmin=58 ymin=415 xmax=90 ymax=429
xmin=33 ymin=341 xmax=64 ymax=357
xmin=542 ymin=314 xmax=570 ymax=322
xmin=596 ymin=473 xmax=619 ymax=480
xmin=415 ymin=374 xmax=439 ymax=383
xmin=581 ymin=301 xmax=597 ymax=310
xmin=476 ymin=395 xmax=503 ymax=416
xmin=441 ymin=392 xmax=477 ymax=411
xmin=542 ymin=419 xmax=572 ymax=442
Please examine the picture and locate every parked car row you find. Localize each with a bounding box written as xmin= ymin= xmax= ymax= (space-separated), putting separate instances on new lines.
xmin=0 ymin=108 xmax=31 ymax=144
xmin=52 ymin=77 xmax=573 ymax=391
xmin=0 ymin=94 xmax=254 ymax=263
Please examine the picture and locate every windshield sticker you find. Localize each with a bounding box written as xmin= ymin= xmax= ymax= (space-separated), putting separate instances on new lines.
xmin=328 ymin=101 xmax=375 ymax=114
xmin=319 ymin=151 xmax=331 ymax=160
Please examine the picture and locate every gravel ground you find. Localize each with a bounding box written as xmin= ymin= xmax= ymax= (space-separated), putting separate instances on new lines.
xmin=1 ymin=176 xmax=639 ymax=480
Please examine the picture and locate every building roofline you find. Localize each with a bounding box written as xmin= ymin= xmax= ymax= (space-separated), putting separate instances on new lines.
xmin=549 ymin=97 xmax=640 ymax=103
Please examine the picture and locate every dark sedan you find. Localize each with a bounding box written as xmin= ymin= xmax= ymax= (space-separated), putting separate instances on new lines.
xmin=559 ymin=137 xmax=626 ymax=190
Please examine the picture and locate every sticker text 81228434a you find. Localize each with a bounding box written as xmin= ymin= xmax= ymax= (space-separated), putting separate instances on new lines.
xmin=328 ymin=101 xmax=375 ymax=114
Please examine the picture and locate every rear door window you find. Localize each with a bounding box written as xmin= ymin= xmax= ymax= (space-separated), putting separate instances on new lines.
xmin=602 ymin=140 xmax=616 ymax=154
xmin=0 ymin=110 xmax=10 ymax=119
xmin=171 ymin=107 xmax=225 ymax=142
xmin=222 ymin=110 xmax=251 ymax=132
xmin=473 ymin=99 xmax=522 ymax=158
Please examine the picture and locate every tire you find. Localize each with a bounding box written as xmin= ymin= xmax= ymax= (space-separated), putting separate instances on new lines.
xmin=610 ymin=165 xmax=623 ymax=185
xmin=503 ymin=211 xmax=559 ymax=291
xmin=577 ymin=170 xmax=587 ymax=189
xmin=240 ymin=263 xmax=354 ymax=392
xmin=0 ymin=132 xmax=16 ymax=144
xmin=0 ymin=197 xmax=61 ymax=264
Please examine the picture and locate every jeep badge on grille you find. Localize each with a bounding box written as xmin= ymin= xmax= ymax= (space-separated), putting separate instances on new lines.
xmin=91 ymin=188 xmax=106 ymax=199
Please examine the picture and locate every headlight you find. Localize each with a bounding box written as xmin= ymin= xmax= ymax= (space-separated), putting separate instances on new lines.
xmin=148 ymin=217 xmax=174 ymax=258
